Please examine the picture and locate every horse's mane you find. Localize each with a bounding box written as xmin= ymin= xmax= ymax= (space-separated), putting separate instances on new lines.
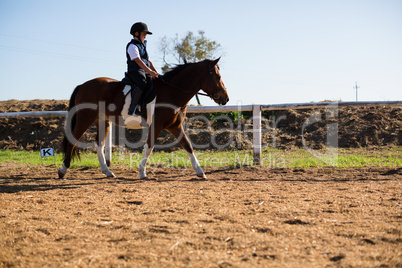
xmin=162 ymin=60 xmax=209 ymax=81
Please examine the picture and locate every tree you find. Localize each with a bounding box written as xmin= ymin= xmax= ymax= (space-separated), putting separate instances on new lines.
xmin=160 ymin=30 xmax=222 ymax=73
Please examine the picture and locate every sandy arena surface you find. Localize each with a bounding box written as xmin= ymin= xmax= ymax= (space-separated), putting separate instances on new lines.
xmin=0 ymin=162 xmax=401 ymax=267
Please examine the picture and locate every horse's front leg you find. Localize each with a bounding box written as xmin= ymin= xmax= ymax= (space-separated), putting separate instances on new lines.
xmin=138 ymin=143 xmax=154 ymax=179
xmin=138 ymin=122 xmax=161 ymax=179
xmin=168 ymin=125 xmax=206 ymax=179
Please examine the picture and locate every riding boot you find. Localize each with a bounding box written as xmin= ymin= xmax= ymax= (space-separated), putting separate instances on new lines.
xmin=128 ymin=86 xmax=143 ymax=115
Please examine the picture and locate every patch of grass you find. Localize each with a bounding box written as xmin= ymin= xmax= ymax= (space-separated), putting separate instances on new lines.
xmin=0 ymin=147 xmax=400 ymax=169
xmin=336 ymin=148 xmax=401 ymax=167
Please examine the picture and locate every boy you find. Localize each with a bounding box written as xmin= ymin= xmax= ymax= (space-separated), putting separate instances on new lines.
xmin=125 ymin=22 xmax=159 ymax=115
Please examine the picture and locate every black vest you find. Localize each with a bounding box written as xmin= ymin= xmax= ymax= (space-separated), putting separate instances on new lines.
xmin=126 ymin=39 xmax=150 ymax=73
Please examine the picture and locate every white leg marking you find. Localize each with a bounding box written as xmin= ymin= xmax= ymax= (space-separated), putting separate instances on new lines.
xmin=146 ymin=98 xmax=156 ymax=126
xmin=139 ymin=143 xmax=154 ymax=179
xmin=187 ymin=152 xmax=206 ymax=179
xmin=96 ymin=144 xmax=115 ymax=177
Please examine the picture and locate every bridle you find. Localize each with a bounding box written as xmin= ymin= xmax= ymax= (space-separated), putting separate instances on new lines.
xmin=158 ymin=63 xmax=225 ymax=101
xmin=199 ymin=64 xmax=226 ymax=100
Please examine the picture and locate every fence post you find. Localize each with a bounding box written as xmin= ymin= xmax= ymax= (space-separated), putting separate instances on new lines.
xmin=253 ymin=104 xmax=262 ymax=165
xmin=105 ymin=124 xmax=112 ymax=165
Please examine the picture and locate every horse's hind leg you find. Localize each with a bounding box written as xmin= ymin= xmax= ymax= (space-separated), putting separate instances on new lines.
xmin=168 ymin=125 xmax=206 ymax=179
xmin=96 ymin=117 xmax=115 ymax=178
xmin=58 ymin=109 xmax=98 ymax=178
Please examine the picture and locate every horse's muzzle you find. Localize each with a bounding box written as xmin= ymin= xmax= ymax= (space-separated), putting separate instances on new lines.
xmin=218 ymin=95 xmax=229 ymax=105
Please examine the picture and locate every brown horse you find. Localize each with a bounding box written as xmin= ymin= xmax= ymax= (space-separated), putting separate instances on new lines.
xmin=58 ymin=58 xmax=229 ymax=179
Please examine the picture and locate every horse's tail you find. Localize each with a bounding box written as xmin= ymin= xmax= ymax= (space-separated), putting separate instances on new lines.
xmin=62 ymin=85 xmax=81 ymax=161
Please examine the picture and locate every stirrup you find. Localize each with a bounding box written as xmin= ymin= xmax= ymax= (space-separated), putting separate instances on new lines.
xmin=130 ymin=105 xmax=138 ymax=116
xmin=129 ymin=105 xmax=142 ymax=116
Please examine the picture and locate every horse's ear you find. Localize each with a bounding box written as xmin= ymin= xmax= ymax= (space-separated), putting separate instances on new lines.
xmin=210 ymin=57 xmax=221 ymax=67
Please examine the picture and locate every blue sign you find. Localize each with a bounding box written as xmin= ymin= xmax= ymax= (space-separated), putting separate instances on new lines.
xmin=41 ymin=148 xmax=54 ymax=157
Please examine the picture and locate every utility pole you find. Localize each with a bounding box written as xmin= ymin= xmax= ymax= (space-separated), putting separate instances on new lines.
xmin=354 ymin=81 xmax=360 ymax=102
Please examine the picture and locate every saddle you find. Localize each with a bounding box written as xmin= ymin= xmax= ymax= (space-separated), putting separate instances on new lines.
xmin=121 ymin=72 xmax=157 ymax=118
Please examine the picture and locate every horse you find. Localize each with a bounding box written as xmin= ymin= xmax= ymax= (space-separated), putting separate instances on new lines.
xmin=58 ymin=58 xmax=229 ymax=179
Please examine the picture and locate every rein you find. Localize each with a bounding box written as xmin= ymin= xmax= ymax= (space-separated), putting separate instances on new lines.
xmin=158 ymin=76 xmax=209 ymax=97
xmin=197 ymin=92 xmax=210 ymax=97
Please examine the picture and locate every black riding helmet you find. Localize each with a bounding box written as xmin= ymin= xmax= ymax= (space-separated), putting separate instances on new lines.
xmin=130 ymin=22 xmax=152 ymax=36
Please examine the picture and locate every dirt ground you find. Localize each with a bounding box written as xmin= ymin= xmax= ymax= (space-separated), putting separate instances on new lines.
xmin=0 ymin=162 xmax=401 ymax=267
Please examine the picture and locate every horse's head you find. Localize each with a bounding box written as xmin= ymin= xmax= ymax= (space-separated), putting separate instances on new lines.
xmin=202 ymin=58 xmax=229 ymax=105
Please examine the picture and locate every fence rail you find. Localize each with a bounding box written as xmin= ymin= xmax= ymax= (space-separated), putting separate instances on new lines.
xmin=186 ymin=101 xmax=402 ymax=113
xmin=1 ymin=101 xmax=401 ymax=165
xmin=0 ymin=111 xmax=68 ymax=118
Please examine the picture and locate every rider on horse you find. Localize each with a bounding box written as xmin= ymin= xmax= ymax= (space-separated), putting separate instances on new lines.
xmin=124 ymin=22 xmax=159 ymax=115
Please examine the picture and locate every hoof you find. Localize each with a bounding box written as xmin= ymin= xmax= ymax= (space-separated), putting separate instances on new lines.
xmin=107 ymin=172 xmax=116 ymax=178
xmin=58 ymin=163 xmax=68 ymax=179
xmin=197 ymin=172 xmax=207 ymax=179
xmin=139 ymin=175 xmax=156 ymax=181
xmin=139 ymin=172 xmax=148 ymax=180
xmin=103 ymin=170 xmax=116 ymax=178
xmin=58 ymin=169 xmax=66 ymax=179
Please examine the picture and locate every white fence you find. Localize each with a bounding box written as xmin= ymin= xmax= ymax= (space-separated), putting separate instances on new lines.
xmin=1 ymin=101 xmax=401 ymax=165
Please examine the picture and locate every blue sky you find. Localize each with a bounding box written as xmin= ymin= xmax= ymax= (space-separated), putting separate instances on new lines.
xmin=0 ymin=0 xmax=401 ymax=106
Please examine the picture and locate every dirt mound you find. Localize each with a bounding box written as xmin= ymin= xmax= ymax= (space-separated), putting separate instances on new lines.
xmin=0 ymin=99 xmax=69 ymax=113
xmin=0 ymin=100 xmax=401 ymax=151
